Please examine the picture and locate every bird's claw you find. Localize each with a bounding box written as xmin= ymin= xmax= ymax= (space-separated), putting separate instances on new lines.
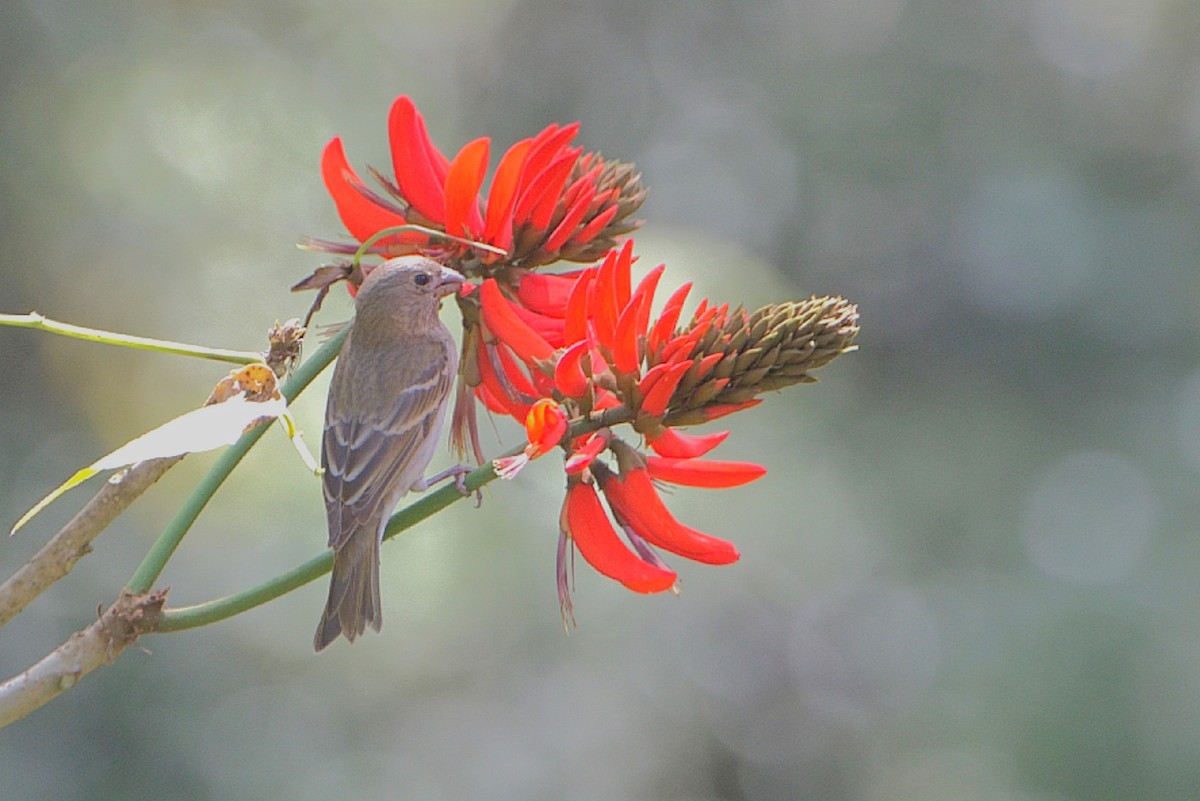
xmin=449 ymin=466 xmax=483 ymax=508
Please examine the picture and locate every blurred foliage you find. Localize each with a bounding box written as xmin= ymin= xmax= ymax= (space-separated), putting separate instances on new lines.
xmin=3 ymin=0 xmax=1200 ymax=799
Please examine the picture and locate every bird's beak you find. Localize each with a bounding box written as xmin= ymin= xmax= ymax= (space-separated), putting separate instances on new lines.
xmin=435 ymin=270 xmax=466 ymax=298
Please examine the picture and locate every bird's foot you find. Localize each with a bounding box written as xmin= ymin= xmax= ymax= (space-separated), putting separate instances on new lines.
xmin=417 ymin=464 xmax=481 ymax=507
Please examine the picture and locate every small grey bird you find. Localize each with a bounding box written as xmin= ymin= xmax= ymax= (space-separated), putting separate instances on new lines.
xmin=315 ymin=256 xmax=463 ymax=651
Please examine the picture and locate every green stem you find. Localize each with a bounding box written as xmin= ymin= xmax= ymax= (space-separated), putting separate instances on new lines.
xmin=0 ymin=312 xmax=262 ymax=365
xmin=125 ymin=326 xmax=351 ymax=594
xmin=156 ymin=458 xmax=505 ymax=632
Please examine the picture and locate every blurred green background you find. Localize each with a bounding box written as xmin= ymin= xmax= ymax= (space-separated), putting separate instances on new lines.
xmin=3 ymin=0 xmax=1199 ymax=799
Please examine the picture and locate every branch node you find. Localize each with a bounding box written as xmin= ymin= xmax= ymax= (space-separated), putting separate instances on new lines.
xmin=104 ymin=588 xmax=169 ymax=660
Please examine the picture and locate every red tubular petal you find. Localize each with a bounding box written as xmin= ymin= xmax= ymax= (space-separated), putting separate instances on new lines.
xmin=636 ymin=361 xmax=674 ymax=401
xmin=657 ymin=310 xmax=716 ymax=364
xmin=568 ymin=204 xmax=618 ymax=247
xmin=593 ymin=389 xmax=622 ymax=410
xmin=387 ymin=96 xmax=447 ymax=224
xmin=647 ymin=428 xmax=731 ymax=458
xmin=514 ymin=149 xmax=581 ymax=230
xmin=647 ymin=283 xmax=693 ymax=356
xmin=509 ymin=301 xmax=566 ymax=348
xmin=566 ymin=481 xmax=678 ymax=593
xmin=640 ymin=359 xmax=694 ymax=417
xmin=518 ymin=123 xmax=580 ymax=198
xmin=526 ymin=122 xmax=561 ymax=153
xmin=691 ymin=304 xmax=719 ymax=332
xmin=320 ymin=138 xmax=412 ymax=244
xmin=531 ymin=366 xmax=558 ymax=398
xmin=592 ymin=186 xmax=619 ymax=206
xmin=630 ymin=264 xmax=666 ymax=341
xmin=591 ymin=249 xmax=620 ymax=349
xmin=657 ymin=336 xmax=694 ymax=366
xmin=563 ymin=269 xmax=595 ymax=346
xmin=494 ymin=341 xmax=539 ymax=397
xmin=484 ymin=138 xmax=533 ymax=246
xmin=646 ymin=457 xmax=766 ymax=488
xmin=556 ymin=166 xmax=604 ymax=215
xmin=530 ymin=148 xmax=585 ymax=231
xmin=564 ymin=431 xmax=608 ymax=474
xmin=659 ymin=282 xmax=693 ymax=319
xmin=476 ymin=342 xmax=530 ymax=420
xmin=541 ymin=184 xmax=596 ymax=254
xmin=525 ymin=398 xmax=568 ymax=455
xmin=587 ymin=343 xmax=611 ymax=378
xmin=701 ymin=398 xmax=763 ymax=421
xmin=555 ymin=340 xmax=591 ymax=398
xmin=480 ymin=278 xmax=555 ymax=363
xmin=612 ymin=299 xmax=642 ymax=375
xmin=598 ymin=466 xmax=739 ymax=565
xmin=613 ymin=239 xmax=634 ymax=311
xmin=694 ymin=352 xmax=725 ymax=381
xmin=475 ymin=383 xmax=511 ymax=415
xmin=516 ymin=270 xmax=584 ymax=318
xmin=559 ymin=165 xmax=603 ymax=209
xmin=443 ymin=137 xmax=489 ymax=238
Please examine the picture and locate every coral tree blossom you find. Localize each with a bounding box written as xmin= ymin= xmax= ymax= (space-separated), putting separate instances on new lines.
xmin=309 ymin=95 xmax=643 ymax=275
xmin=480 ymin=241 xmax=859 ymax=621
xmin=297 ymin=96 xmax=859 ymax=621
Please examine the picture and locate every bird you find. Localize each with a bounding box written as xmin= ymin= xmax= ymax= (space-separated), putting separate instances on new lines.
xmin=314 ymin=256 xmax=464 ymax=651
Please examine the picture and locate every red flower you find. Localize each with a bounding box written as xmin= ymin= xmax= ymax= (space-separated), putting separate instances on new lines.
xmin=316 ymin=95 xmax=645 ymax=273
xmin=593 ymin=442 xmax=742 ymax=566
xmin=561 ymin=478 xmax=677 ymax=594
xmin=473 ymin=243 xmax=782 ymax=618
xmin=493 ymin=399 xmax=569 ymax=480
xmin=475 ymin=238 xmax=769 ymax=434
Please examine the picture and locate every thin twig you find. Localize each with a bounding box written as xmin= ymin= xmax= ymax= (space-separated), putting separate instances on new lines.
xmin=0 ymin=457 xmax=182 ymax=630
xmin=0 ymin=312 xmax=263 ymax=365
xmin=0 ymin=589 xmax=167 ymax=728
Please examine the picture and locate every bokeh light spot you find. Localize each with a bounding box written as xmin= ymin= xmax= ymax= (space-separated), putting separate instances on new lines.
xmin=1021 ymin=451 xmax=1153 ymax=584
xmin=955 ymin=172 xmax=1095 ymax=316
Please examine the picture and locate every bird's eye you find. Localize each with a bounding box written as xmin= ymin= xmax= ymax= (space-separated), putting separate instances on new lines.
xmin=414 ymin=273 xmax=431 ymax=286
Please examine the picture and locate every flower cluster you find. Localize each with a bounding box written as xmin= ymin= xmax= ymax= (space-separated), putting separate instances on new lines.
xmin=302 ymin=95 xmax=644 ymax=282
xmin=478 ymin=242 xmax=858 ymax=621
xmin=296 ymin=96 xmax=859 ymax=620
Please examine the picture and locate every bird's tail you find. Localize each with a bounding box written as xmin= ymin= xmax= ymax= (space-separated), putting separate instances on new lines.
xmin=314 ymin=532 xmax=382 ymax=651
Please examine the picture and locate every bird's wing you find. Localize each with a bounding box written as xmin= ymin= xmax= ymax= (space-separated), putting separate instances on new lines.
xmin=322 ymin=335 xmax=456 ymax=550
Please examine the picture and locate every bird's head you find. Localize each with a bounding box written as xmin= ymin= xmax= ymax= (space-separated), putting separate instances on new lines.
xmin=354 ymin=256 xmax=464 ymax=331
